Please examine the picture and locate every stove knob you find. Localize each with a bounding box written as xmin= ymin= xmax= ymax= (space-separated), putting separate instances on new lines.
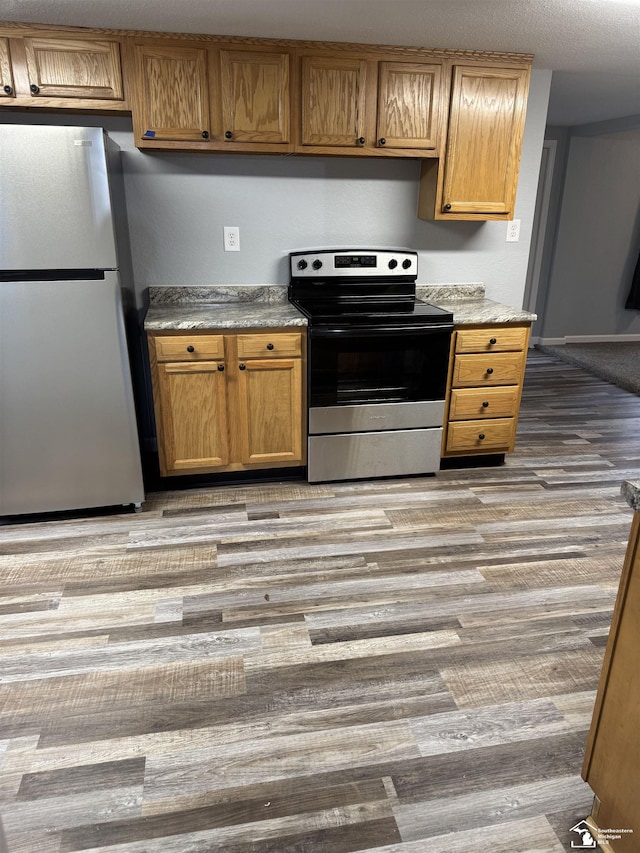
xmin=312 ymin=259 xmax=323 ymax=270
xmin=402 ymin=258 xmax=412 ymax=270
xmin=388 ymin=259 xmax=398 ymax=269
xmin=297 ymin=259 xmax=308 ymax=270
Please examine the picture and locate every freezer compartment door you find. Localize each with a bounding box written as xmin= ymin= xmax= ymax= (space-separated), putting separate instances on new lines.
xmin=0 ymin=125 xmax=117 ymax=271
xmin=0 ymin=271 xmax=144 ymax=515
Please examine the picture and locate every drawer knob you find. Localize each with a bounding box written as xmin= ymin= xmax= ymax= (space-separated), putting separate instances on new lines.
xmin=489 ymin=337 xmax=497 ymax=345
xmin=478 ymin=433 xmax=486 ymax=440
xmin=357 ymin=136 xmax=366 ymax=145
xmin=482 ymin=401 xmax=489 ymax=408
xmin=186 ymin=345 xmax=195 ymax=353
xmin=217 ymin=364 xmax=225 ymax=372
xmin=225 ymin=130 xmax=233 ymax=139
xmin=239 ymin=363 xmax=246 ymax=370
xmin=3 ymin=85 xmax=12 ymax=95
xmin=201 ymin=130 xmax=209 ymax=139
xmin=486 ymin=367 xmax=494 ymax=375
xmin=30 ymin=84 xmax=40 ymax=95
xmin=378 ymin=137 xmax=386 ymax=146
xmin=266 ymin=343 xmax=274 ymax=350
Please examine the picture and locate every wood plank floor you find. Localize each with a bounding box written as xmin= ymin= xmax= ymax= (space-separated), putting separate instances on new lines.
xmin=1 ymin=350 xmax=638 ymax=852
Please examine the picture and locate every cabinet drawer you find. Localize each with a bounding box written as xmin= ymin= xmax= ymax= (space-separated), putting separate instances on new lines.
xmin=452 ymin=352 xmax=525 ymax=387
xmin=455 ymin=326 xmax=528 ymax=353
xmin=449 ymin=386 xmax=519 ymax=420
xmin=237 ymin=332 xmax=301 ymax=359
xmin=154 ymin=335 xmax=225 ymax=362
xmin=446 ymin=417 xmax=516 ymax=453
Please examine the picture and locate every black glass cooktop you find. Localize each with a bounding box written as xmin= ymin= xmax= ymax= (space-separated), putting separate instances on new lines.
xmin=290 ymin=297 xmax=453 ymax=325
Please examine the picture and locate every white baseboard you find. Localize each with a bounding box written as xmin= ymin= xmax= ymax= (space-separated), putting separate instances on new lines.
xmin=538 ymin=334 xmax=640 ymax=345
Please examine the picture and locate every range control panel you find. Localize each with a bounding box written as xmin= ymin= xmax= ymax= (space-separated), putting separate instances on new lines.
xmin=290 ymin=249 xmax=418 ymax=278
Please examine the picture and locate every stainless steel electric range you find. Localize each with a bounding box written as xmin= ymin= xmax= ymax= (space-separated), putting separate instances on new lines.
xmin=288 ymin=248 xmax=454 ymax=483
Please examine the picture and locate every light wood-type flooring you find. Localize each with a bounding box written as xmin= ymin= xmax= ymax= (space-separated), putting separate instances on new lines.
xmin=1 ymin=350 xmax=638 ymax=852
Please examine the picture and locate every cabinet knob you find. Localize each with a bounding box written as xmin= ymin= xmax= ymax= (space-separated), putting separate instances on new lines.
xmin=217 ymin=363 xmax=225 ymax=371
xmin=3 ymin=85 xmax=12 ymax=95
xmin=489 ymin=337 xmax=497 ymax=345
xmin=30 ymin=84 xmax=40 ymax=95
xmin=239 ymin=363 xmax=246 ymax=370
xmin=357 ymin=137 xmax=365 ymax=145
xmin=186 ymin=345 xmax=195 ymax=353
xmin=478 ymin=433 xmax=486 ymax=440
xmin=482 ymin=401 xmax=489 ymax=408
xmin=201 ymin=130 xmax=209 ymax=139
xmin=225 ymin=131 xmax=233 ymax=139
xmin=486 ymin=367 xmax=494 ymax=375
xmin=378 ymin=137 xmax=386 ymax=146
xmin=266 ymin=343 xmax=274 ymax=350
xmin=444 ymin=203 xmax=452 ymax=211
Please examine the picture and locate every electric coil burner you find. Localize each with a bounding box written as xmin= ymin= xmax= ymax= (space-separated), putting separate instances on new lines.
xmin=288 ymin=249 xmax=454 ymax=483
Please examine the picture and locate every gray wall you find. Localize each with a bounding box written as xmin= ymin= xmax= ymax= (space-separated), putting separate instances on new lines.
xmin=539 ymin=119 xmax=640 ymax=341
xmin=1 ymin=69 xmax=551 ymax=315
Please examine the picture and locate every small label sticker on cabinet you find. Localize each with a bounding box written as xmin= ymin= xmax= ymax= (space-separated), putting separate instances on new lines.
xmin=143 ymin=130 xmax=156 ymax=138
xmin=74 ymin=140 xmax=93 ymax=147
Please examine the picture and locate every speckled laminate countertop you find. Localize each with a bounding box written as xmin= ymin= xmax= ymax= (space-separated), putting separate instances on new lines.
xmin=143 ymin=284 xmax=537 ymax=331
xmin=417 ymin=285 xmax=537 ymax=325
xmin=144 ymin=286 xmax=305 ymax=331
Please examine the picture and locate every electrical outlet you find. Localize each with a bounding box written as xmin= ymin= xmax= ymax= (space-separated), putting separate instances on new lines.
xmin=506 ymin=219 xmax=521 ymax=242
xmin=224 ymin=226 xmax=240 ymax=252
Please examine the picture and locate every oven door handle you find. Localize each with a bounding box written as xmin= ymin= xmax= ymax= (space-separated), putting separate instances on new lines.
xmin=309 ymin=323 xmax=454 ymax=337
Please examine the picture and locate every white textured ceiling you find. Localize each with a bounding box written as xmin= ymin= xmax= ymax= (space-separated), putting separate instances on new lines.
xmin=2 ymin=0 xmax=640 ymax=125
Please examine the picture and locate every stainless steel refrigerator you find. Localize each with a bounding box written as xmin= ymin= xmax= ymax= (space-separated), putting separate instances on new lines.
xmin=0 ymin=124 xmax=144 ymax=516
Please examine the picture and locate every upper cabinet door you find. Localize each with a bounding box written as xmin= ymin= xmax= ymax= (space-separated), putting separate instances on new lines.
xmin=376 ymin=61 xmax=441 ymax=150
xmin=22 ymin=37 xmax=123 ymax=100
xmin=299 ymin=55 xmax=368 ymax=148
xmin=0 ymin=38 xmax=15 ymax=99
xmin=132 ymin=42 xmax=210 ymax=143
xmin=441 ymin=65 xmax=529 ymax=215
xmin=218 ymin=48 xmax=290 ymax=145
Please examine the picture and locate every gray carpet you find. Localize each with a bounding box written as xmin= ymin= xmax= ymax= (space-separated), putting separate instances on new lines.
xmin=536 ymin=342 xmax=640 ymax=395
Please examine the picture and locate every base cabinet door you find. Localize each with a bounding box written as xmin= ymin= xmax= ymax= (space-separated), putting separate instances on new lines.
xmin=236 ymin=358 xmax=303 ymax=464
xmin=155 ymin=361 xmax=229 ymax=473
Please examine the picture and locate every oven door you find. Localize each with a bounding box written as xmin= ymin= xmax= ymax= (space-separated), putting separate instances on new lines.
xmin=307 ymin=323 xmax=452 ymax=408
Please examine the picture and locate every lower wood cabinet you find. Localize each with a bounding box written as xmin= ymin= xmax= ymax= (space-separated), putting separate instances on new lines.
xmin=148 ymin=329 xmax=305 ymax=476
xmin=582 ymin=507 xmax=640 ymax=851
xmin=442 ymin=323 xmax=530 ymax=457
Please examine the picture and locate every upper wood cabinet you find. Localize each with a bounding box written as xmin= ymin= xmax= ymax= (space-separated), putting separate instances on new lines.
xmin=215 ymin=47 xmax=290 ymax=147
xmin=130 ymin=40 xmax=291 ymax=151
xmin=0 ymin=37 xmax=15 ymax=98
xmin=418 ymin=63 xmax=530 ymax=220
xmin=0 ymin=30 xmax=126 ymax=109
xmin=376 ymin=61 xmax=442 ymax=150
xmin=299 ymin=55 xmax=368 ymax=149
xmin=131 ymin=41 xmax=210 ymax=143
xmin=0 ymin=22 xmax=534 ymax=221
xmin=297 ymin=52 xmax=442 ymax=156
